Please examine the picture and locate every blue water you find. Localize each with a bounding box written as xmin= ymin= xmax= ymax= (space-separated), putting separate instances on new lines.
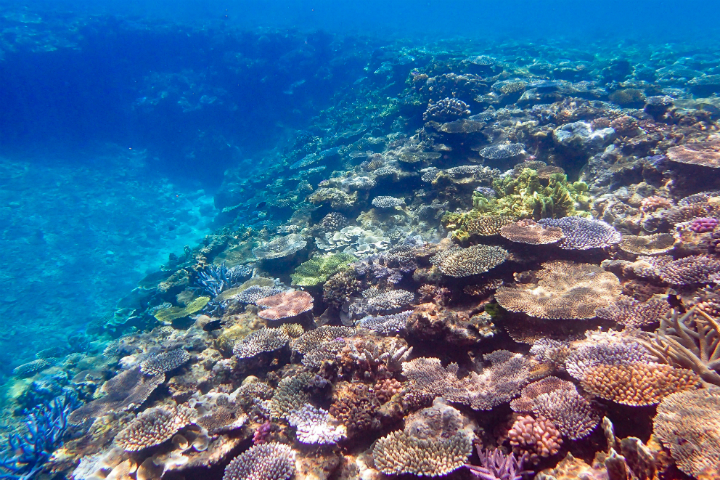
xmin=0 ymin=0 xmax=718 ymax=471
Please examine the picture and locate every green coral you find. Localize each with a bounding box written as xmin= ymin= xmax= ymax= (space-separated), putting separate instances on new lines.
xmin=291 ymin=253 xmax=356 ymax=287
xmin=474 ymin=168 xmax=591 ymax=220
xmin=153 ymin=296 xmax=210 ymax=324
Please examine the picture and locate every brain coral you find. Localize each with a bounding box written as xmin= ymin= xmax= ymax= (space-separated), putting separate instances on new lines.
xmin=494 ymin=261 xmax=621 ymax=320
xmin=430 ymin=244 xmax=508 ymax=278
xmin=252 ymin=234 xmax=307 ymax=260
xmin=222 ymin=443 xmax=296 ymax=480
xmin=654 ymin=388 xmax=720 ymax=477
xmin=115 ymin=406 xmax=193 ymax=451
xmin=256 ymin=290 xmax=313 ymax=321
xmin=538 ymin=216 xmax=621 ymax=250
xmin=140 ymin=349 xmax=190 ymax=376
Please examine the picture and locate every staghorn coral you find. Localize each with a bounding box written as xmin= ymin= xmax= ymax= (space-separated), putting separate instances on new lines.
xmin=290 ymin=252 xmax=355 ymax=287
xmin=197 ymin=263 xmax=252 ymax=297
xmin=222 ymin=443 xmax=295 ymax=480
xmin=595 ymin=294 xmax=670 ymax=328
xmin=257 ymin=290 xmax=313 ymax=321
xmin=372 ymin=400 xmax=474 ymax=477
xmin=495 ymin=261 xmax=621 ymax=320
xmin=115 ymin=405 xmax=193 ymax=451
xmin=233 ymin=328 xmax=290 ymax=359
xmin=286 ymin=404 xmax=346 ymax=444
xmin=140 ymin=349 xmax=190 ymax=376
xmin=430 ymin=245 xmax=508 ymax=278
xmin=653 ymin=388 xmax=720 ymax=477
xmin=252 ymin=234 xmax=307 ymax=260
xmin=538 ymin=216 xmax=621 ymax=250
xmin=402 ymin=350 xmax=532 ymax=410
xmin=508 ymin=415 xmax=562 ymax=464
xmin=580 ymin=363 xmax=699 ymax=406
xmin=500 ymin=219 xmax=564 ymax=245
xmin=666 ymin=139 xmax=720 ymax=168
xmin=637 ymin=307 xmax=720 ymax=386
xmin=619 ymin=233 xmax=675 ymax=255
xmin=466 ymin=447 xmax=526 ymax=480
xmin=68 ymin=367 xmax=165 ymax=424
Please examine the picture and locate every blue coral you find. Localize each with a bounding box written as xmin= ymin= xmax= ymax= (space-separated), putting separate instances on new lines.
xmin=0 ymin=391 xmax=79 ymax=480
xmin=196 ymin=263 xmax=253 ymax=297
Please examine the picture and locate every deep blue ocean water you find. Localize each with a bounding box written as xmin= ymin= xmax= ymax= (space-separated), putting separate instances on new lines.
xmin=0 ymin=0 xmax=719 ymax=410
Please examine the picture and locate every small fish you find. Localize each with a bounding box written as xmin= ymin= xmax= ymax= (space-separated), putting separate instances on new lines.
xmin=256 ymin=201 xmax=267 ymax=209
xmin=203 ymin=319 xmax=225 ymax=332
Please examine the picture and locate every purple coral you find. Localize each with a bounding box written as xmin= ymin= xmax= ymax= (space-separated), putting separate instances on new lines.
xmin=689 ymin=217 xmax=719 ymax=233
xmin=466 ymin=447 xmax=528 ymax=480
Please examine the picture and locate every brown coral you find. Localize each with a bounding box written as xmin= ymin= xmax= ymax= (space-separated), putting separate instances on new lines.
xmin=256 ymin=290 xmax=313 ymax=321
xmin=654 ymin=388 xmax=720 ymax=477
xmin=580 ymin=363 xmax=699 ymax=406
xmin=115 ymin=405 xmax=193 ymax=451
xmin=619 ymin=233 xmax=675 ymax=255
xmin=430 ymin=244 xmax=508 ymax=277
xmin=667 ymin=140 xmax=720 ymax=168
xmin=495 ymin=261 xmax=621 ymax=320
xmin=595 ymin=294 xmax=670 ymax=328
xmin=500 ymin=219 xmax=564 ymax=245
xmin=140 ymin=349 xmax=190 ymax=376
xmin=508 ymin=415 xmax=562 ymax=464
xmin=222 ymin=443 xmax=296 ymax=480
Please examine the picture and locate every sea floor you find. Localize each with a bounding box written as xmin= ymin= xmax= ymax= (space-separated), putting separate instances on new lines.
xmin=0 ymin=147 xmax=215 ymax=382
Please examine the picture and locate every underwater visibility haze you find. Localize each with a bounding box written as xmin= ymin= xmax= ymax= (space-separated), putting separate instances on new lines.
xmin=1 ymin=0 xmax=720 ymax=479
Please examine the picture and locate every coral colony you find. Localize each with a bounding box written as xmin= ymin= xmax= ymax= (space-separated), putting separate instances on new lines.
xmin=6 ymin=13 xmax=720 ymax=480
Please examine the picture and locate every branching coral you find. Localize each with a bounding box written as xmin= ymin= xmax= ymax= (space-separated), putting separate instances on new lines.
xmin=372 ymin=400 xmax=474 ymax=477
xmin=595 ymin=294 xmax=670 ymax=328
xmin=637 ymin=307 xmax=720 ymax=386
xmin=465 ymin=447 xmax=527 ymax=480
xmin=223 ymin=443 xmax=296 ymax=480
xmin=115 ymin=405 xmax=193 ymax=451
xmin=0 ymin=392 xmax=79 ymax=480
